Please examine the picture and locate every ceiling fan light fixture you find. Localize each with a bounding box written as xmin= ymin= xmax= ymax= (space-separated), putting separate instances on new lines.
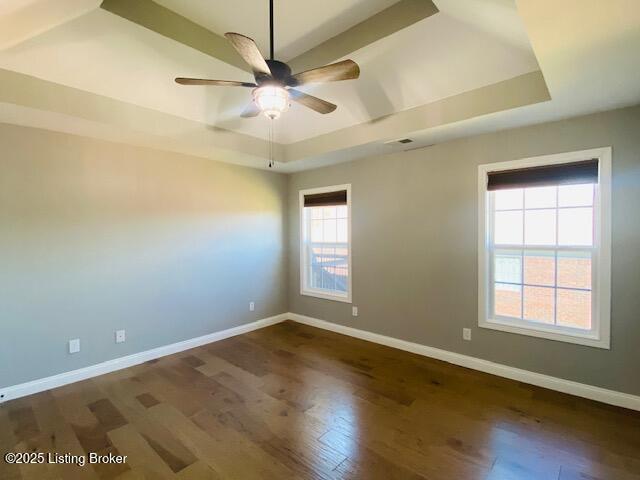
xmin=253 ymin=85 xmax=289 ymax=119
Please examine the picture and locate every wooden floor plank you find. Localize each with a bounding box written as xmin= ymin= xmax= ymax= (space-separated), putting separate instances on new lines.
xmin=107 ymin=424 xmax=175 ymax=480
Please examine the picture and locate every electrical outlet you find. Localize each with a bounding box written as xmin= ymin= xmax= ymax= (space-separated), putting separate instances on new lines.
xmin=352 ymin=306 xmax=358 ymax=317
xmin=69 ymin=338 xmax=80 ymax=354
xmin=463 ymin=328 xmax=472 ymax=341
xmin=249 ymin=301 xmax=255 ymax=312
xmin=115 ymin=330 xmax=126 ymax=344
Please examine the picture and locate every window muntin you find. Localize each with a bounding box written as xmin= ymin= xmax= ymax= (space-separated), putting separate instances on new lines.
xmin=478 ymin=149 xmax=611 ymax=349
xmin=300 ymin=185 xmax=351 ymax=302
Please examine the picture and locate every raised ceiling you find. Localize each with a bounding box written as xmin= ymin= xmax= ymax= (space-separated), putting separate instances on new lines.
xmin=0 ymin=0 xmax=639 ymax=171
xmin=153 ymin=0 xmax=399 ymax=61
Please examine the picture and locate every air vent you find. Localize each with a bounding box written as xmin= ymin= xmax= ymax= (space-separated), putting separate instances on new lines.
xmin=384 ymin=138 xmax=414 ymax=145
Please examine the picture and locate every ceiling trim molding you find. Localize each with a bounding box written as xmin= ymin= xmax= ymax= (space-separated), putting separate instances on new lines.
xmin=100 ymin=0 xmax=250 ymax=73
xmin=288 ymin=0 xmax=439 ymax=73
xmin=283 ymin=70 xmax=551 ymax=163
xmin=0 ymin=67 xmax=551 ymax=170
xmin=0 ymin=68 xmax=282 ymax=168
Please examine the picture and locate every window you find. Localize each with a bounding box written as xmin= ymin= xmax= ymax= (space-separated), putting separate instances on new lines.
xmin=300 ymin=185 xmax=351 ymax=303
xmin=478 ymin=148 xmax=611 ymax=348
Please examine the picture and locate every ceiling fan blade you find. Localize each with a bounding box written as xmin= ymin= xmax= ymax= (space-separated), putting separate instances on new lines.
xmin=224 ymin=32 xmax=271 ymax=76
xmin=292 ymin=59 xmax=360 ymax=85
xmin=289 ymin=89 xmax=337 ymax=114
xmin=175 ymin=78 xmax=257 ymax=87
xmin=240 ymin=101 xmax=261 ymax=118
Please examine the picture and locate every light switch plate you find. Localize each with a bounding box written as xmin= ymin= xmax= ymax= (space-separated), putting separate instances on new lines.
xmin=249 ymin=301 xmax=255 ymax=312
xmin=352 ymin=306 xmax=358 ymax=317
xmin=463 ymin=328 xmax=472 ymax=341
xmin=115 ymin=330 xmax=126 ymax=344
xmin=69 ymin=338 xmax=80 ymax=354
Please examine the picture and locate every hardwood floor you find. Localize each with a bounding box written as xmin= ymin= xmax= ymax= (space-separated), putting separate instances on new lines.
xmin=1 ymin=320 xmax=639 ymax=479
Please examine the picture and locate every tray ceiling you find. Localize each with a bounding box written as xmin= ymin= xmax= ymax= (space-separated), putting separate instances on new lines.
xmin=0 ymin=0 xmax=638 ymax=171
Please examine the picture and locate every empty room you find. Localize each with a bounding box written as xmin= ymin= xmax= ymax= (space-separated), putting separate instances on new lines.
xmin=1 ymin=0 xmax=639 ymax=479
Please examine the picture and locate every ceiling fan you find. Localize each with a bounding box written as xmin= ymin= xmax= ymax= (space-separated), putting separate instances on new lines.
xmin=175 ymin=0 xmax=360 ymax=120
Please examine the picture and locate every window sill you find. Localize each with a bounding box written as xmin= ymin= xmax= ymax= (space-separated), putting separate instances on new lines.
xmin=479 ymin=318 xmax=610 ymax=349
xmin=301 ymin=289 xmax=352 ymax=304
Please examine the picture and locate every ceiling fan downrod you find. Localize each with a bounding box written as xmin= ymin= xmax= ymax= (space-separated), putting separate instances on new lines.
xmin=269 ymin=0 xmax=274 ymax=60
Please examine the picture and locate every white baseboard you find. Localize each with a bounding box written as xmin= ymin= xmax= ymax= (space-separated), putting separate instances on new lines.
xmin=4 ymin=312 xmax=639 ymax=412
xmin=0 ymin=314 xmax=288 ymax=403
xmin=288 ymin=313 xmax=640 ymax=412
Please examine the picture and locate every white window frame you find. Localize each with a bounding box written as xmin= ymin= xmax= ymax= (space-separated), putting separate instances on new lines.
xmin=478 ymin=148 xmax=611 ymax=349
xmin=299 ymin=184 xmax=352 ymax=303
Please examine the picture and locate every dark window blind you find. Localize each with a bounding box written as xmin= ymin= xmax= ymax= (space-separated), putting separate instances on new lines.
xmin=303 ymin=190 xmax=347 ymax=207
xmin=487 ymin=159 xmax=598 ymax=191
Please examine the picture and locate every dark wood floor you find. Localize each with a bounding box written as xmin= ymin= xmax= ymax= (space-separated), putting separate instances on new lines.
xmin=1 ymin=320 xmax=639 ymax=479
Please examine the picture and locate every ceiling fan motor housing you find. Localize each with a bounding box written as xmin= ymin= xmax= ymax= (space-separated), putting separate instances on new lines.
xmin=257 ymin=60 xmax=297 ymax=87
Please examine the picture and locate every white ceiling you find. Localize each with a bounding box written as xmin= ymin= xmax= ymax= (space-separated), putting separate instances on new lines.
xmin=0 ymin=0 xmax=639 ymax=171
xmin=154 ymin=0 xmax=398 ymax=61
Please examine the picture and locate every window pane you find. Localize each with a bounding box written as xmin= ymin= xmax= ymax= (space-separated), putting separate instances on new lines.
xmin=494 ymin=283 xmax=522 ymax=318
xmin=310 ymin=246 xmax=322 ymax=265
xmin=557 ymin=289 xmax=591 ymax=329
xmin=323 ymin=219 xmax=337 ymax=243
xmin=334 ymin=267 xmax=348 ymax=293
xmin=311 ymin=207 xmax=323 ymax=219
xmin=557 ymin=251 xmax=591 ymax=290
xmin=494 ymin=211 xmax=523 ymax=245
xmin=323 ymin=206 xmax=337 ymax=219
xmin=558 ymin=207 xmax=593 ymax=246
xmin=523 ymin=286 xmax=554 ymax=324
xmin=320 ymin=247 xmax=337 ymax=291
xmin=494 ymin=251 xmax=521 ymax=284
xmin=558 ymin=184 xmax=594 ymax=207
xmin=321 ymin=247 xmax=335 ymax=263
xmin=310 ymin=220 xmax=323 ymax=242
xmin=310 ymin=265 xmax=323 ymax=289
xmin=335 ymin=247 xmax=348 ymax=258
xmin=321 ymin=266 xmax=335 ymax=290
xmin=337 ymin=205 xmax=348 ymax=218
xmin=494 ymin=188 xmax=523 ymax=210
xmin=524 ymin=250 xmax=555 ymax=286
xmin=525 ymin=186 xmax=556 ymax=209
xmin=334 ymin=246 xmax=348 ymax=294
xmin=524 ymin=209 xmax=556 ymax=245
xmin=337 ymin=219 xmax=348 ymax=243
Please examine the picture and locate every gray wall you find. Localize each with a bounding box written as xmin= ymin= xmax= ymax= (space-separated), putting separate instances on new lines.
xmin=288 ymin=105 xmax=640 ymax=396
xmin=0 ymin=123 xmax=288 ymax=388
xmin=2 ymin=105 xmax=639 ymax=396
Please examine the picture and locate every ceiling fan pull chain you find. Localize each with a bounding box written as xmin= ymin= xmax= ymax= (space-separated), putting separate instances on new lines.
xmin=268 ymin=118 xmax=274 ymax=168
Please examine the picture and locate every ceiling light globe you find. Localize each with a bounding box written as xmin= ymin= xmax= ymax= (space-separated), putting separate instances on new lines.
xmin=253 ymin=85 xmax=289 ymax=120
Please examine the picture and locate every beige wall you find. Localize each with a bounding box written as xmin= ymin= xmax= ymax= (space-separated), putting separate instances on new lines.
xmin=0 ymin=123 xmax=288 ymax=388
xmin=288 ymin=105 xmax=640 ymax=396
